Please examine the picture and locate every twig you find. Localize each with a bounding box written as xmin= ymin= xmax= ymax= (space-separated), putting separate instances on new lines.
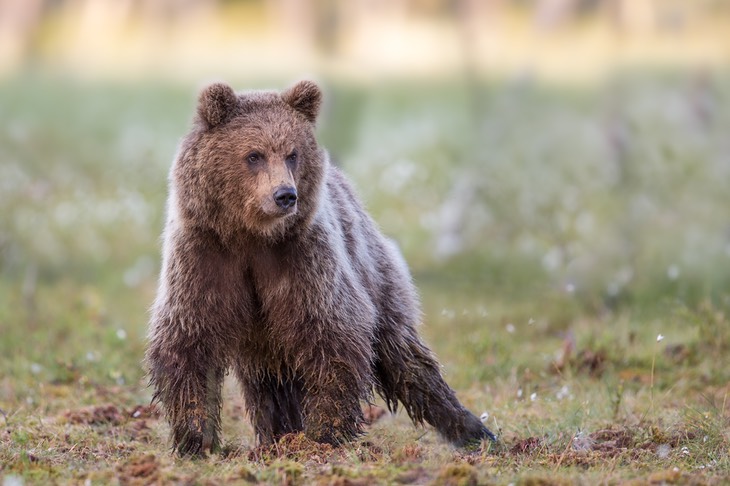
xmin=552 ymin=433 xmax=575 ymax=473
xmin=649 ymin=346 xmax=657 ymax=416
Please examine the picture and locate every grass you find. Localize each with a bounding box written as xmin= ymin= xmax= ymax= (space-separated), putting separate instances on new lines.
xmin=1 ymin=69 xmax=729 ymax=484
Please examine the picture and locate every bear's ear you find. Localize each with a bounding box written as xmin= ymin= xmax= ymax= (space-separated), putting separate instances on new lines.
xmin=197 ymin=83 xmax=238 ymax=128
xmin=282 ymin=80 xmax=322 ymax=123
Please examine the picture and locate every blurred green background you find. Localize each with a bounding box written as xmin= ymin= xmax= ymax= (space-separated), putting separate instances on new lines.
xmin=2 ymin=1 xmax=730 ymax=483
xmin=1 ymin=0 xmax=730 ymax=433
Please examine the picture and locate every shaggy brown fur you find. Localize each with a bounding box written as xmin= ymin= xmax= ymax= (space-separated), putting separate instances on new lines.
xmin=146 ymin=80 xmax=496 ymax=456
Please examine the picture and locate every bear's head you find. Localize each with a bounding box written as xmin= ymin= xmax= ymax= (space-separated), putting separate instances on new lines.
xmin=172 ymin=80 xmax=326 ymax=242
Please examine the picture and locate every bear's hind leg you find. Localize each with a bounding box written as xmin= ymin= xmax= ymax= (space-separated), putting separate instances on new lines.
xmin=236 ymin=367 xmax=304 ymax=445
xmin=374 ymin=325 xmax=496 ymax=447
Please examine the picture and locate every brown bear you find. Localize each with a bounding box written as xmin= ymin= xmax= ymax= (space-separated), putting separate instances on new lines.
xmin=145 ymin=80 xmax=496 ymax=456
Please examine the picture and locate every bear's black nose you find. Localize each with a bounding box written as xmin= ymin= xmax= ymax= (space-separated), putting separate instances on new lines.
xmin=274 ymin=186 xmax=297 ymax=209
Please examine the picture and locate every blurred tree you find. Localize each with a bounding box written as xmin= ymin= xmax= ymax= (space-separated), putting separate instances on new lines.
xmin=0 ymin=0 xmax=46 ymax=72
xmin=535 ymin=0 xmax=580 ymax=29
xmin=605 ymin=0 xmax=656 ymax=33
xmin=136 ymin=0 xmax=217 ymax=22
xmin=273 ymin=0 xmax=350 ymax=53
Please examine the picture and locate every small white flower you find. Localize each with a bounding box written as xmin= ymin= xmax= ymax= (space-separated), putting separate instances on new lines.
xmin=3 ymin=474 xmax=25 ymax=486
xmin=440 ymin=309 xmax=455 ymax=319
xmin=480 ymin=411 xmax=489 ymax=422
xmin=528 ymin=318 xmax=535 ymax=325
xmin=116 ymin=329 xmax=127 ymax=340
xmin=606 ymin=282 xmax=621 ymax=297
xmin=110 ymin=370 xmax=125 ymax=385
xmin=530 ymin=392 xmax=537 ymax=402
xmin=517 ymin=388 xmax=523 ymax=398
xmin=656 ymin=444 xmax=671 ymax=458
xmin=506 ymin=323 xmax=516 ymax=333
xmin=681 ymin=446 xmax=690 ymax=456
xmin=667 ymin=265 xmax=680 ymax=280
xmin=30 ymin=363 xmax=42 ymax=375
xmin=565 ymin=283 xmax=576 ymax=294
xmin=572 ymin=430 xmax=594 ymax=452
xmin=657 ymin=334 xmax=665 ymax=342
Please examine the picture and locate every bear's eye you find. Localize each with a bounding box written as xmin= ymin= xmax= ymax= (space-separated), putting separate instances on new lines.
xmin=246 ymin=152 xmax=263 ymax=165
xmin=286 ymin=151 xmax=298 ymax=166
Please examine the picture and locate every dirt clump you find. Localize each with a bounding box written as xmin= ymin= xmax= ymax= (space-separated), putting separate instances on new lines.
xmin=117 ymin=454 xmax=160 ymax=485
xmin=248 ymin=432 xmax=336 ymax=463
xmin=510 ymin=436 xmax=543 ymax=454
xmin=63 ymin=404 xmax=125 ymax=426
xmin=129 ymin=404 xmax=160 ymax=420
xmin=590 ymin=427 xmax=635 ymax=450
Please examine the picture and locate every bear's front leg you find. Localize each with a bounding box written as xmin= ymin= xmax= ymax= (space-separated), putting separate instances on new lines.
xmin=146 ymin=340 xmax=225 ymax=456
xmin=301 ymin=361 xmax=370 ymax=445
xmin=146 ymin=228 xmax=248 ymax=456
xmin=280 ymin=324 xmax=373 ymax=445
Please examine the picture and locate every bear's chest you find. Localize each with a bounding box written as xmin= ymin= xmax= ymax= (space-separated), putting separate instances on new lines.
xmin=248 ymin=242 xmax=336 ymax=305
xmin=245 ymin=240 xmax=376 ymax=329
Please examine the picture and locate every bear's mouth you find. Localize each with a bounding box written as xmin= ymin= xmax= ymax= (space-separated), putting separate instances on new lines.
xmin=261 ymin=204 xmax=298 ymax=220
xmin=276 ymin=204 xmax=297 ymax=217
xmin=260 ymin=201 xmax=298 ymax=219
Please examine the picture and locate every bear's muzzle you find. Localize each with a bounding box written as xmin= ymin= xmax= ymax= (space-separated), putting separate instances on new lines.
xmin=273 ymin=185 xmax=297 ymax=211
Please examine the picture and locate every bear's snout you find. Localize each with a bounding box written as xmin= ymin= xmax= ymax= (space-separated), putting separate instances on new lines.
xmin=273 ymin=185 xmax=297 ymax=211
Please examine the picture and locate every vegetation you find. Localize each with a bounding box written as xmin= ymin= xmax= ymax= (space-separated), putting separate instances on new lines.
xmin=1 ymin=70 xmax=729 ymax=484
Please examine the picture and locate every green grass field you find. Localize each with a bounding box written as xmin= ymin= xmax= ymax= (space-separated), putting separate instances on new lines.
xmin=1 ymin=71 xmax=729 ymax=485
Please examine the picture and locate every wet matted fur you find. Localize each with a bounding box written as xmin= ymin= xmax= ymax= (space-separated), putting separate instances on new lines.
xmin=145 ymin=80 xmax=496 ymax=456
